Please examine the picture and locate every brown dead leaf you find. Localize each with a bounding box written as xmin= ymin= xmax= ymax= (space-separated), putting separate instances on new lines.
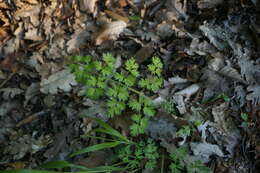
xmin=0 ymin=1 xmax=9 ymax=8
xmin=0 ymin=52 xmax=22 ymax=72
xmin=197 ymin=0 xmax=224 ymax=9
xmin=67 ymin=29 xmax=90 ymax=54
xmin=25 ymin=0 xmax=39 ymax=5
xmin=94 ymin=20 xmax=127 ymax=45
xmin=24 ymin=26 xmax=43 ymax=41
xmin=111 ymin=112 xmax=132 ymax=136
xmin=14 ymin=4 xmax=41 ymax=26
xmin=77 ymin=151 xmax=112 ymax=168
xmin=104 ymin=10 xmax=129 ymax=23
xmin=6 ymin=161 xmax=26 ymax=170
xmin=0 ymin=27 xmax=8 ymax=41
xmin=134 ymin=45 xmax=154 ymax=64
xmin=56 ymin=2 xmax=74 ymax=20
xmin=118 ymin=0 xmax=127 ymax=7
xmin=0 ymin=11 xmax=10 ymax=27
xmin=79 ymin=0 xmax=99 ymax=14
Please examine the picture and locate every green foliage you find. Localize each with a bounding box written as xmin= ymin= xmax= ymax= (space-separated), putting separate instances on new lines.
xmin=129 ymin=15 xmax=141 ymax=21
xmin=71 ymin=119 xmax=159 ymax=172
xmin=169 ymin=147 xmax=187 ymax=173
xmin=130 ymin=114 xmax=148 ymax=136
xmin=160 ymin=100 xmax=177 ymax=114
xmin=170 ymin=147 xmax=188 ymax=162
xmin=148 ymin=57 xmax=163 ymax=76
xmin=241 ymin=113 xmax=248 ymax=121
xmin=1 ymin=164 xmax=122 ymax=173
xmin=138 ymin=77 xmax=163 ymax=92
xmin=125 ymin=58 xmax=139 ymax=77
xmin=188 ymin=160 xmax=211 ymax=173
xmin=202 ymin=92 xmax=231 ymax=104
xmin=240 ymin=113 xmax=249 ymax=129
xmin=118 ymin=138 xmax=159 ymax=171
xmin=70 ymin=141 xmax=123 ymax=157
xmin=70 ymin=53 xmax=163 ymax=136
xmin=176 ymin=125 xmax=193 ymax=137
xmin=169 ymin=147 xmax=211 ymax=173
xmin=176 ymin=120 xmax=202 ymax=138
xmin=69 ymin=54 xmax=211 ymax=173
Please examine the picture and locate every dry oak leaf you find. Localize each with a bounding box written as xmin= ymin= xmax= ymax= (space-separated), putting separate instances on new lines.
xmin=246 ymin=85 xmax=260 ymax=105
xmin=40 ymin=69 xmax=77 ymax=94
xmin=79 ymin=0 xmax=99 ymax=13
xmin=0 ymin=52 xmax=21 ymax=72
xmin=104 ymin=10 xmax=129 ymax=23
xmin=0 ymin=27 xmax=8 ymax=41
xmin=197 ymin=0 xmax=224 ymax=9
xmin=94 ymin=20 xmax=127 ymax=45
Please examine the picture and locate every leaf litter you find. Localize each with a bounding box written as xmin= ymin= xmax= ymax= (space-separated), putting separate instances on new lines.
xmin=0 ymin=0 xmax=259 ymax=172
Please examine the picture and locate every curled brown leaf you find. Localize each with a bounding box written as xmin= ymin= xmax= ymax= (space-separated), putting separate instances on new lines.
xmin=94 ymin=20 xmax=127 ymax=45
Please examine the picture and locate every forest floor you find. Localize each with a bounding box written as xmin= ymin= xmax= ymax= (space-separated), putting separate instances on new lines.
xmin=0 ymin=0 xmax=260 ymax=172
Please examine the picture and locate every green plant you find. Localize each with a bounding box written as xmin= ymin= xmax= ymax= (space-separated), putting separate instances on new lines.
xmin=118 ymin=138 xmax=159 ymax=171
xmin=160 ymin=100 xmax=177 ymax=114
xmin=69 ymin=53 xmax=163 ymax=136
xmin=240 ymin=113 xmax=249 ymax=129
xmin=176 ymin=120 xmax=202 ymax=138
xmin=169 ymin=147 xmax=211 ymax=173
xmin=202 ymin=92 xmax=230 ymax=104
xmin=71 ymin=118 xmax=159 ymax=172
xmin=169 ymin=147 xmax=188 ymax=173
xmin=129 ymin=15 xmax=141 ymax=21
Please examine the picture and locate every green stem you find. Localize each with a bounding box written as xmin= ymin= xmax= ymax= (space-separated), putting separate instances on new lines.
xmin=111 ymin=162 xmax=125 ymax=167
xmin=80 ymin=134 xmax=118 ymax=142
xmin=127 ymin=87 xmax=144 ymax=96
xmin=111 ymin=79 xmax=152 ymax=100
xmin=161 ymin=154 xmax=165 ymax=173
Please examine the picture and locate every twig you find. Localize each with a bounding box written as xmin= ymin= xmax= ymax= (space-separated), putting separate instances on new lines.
xmin=0 ymin=72 xmax=15 ymax=88
xmin=16 ymin=110 xmax=48 ymax=128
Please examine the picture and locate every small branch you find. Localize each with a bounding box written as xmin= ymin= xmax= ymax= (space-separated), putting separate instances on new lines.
xmin=0 ymin=72 xmax=15 ymax=88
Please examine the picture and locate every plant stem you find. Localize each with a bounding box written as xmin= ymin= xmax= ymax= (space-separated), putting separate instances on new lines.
xmin=161 ymin=154 xmax=165 ymax=173
xmin=80 ymin=134 xmax=118 ymax=142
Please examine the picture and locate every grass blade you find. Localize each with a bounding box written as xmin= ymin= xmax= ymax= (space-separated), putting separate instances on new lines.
xmin=80 ymin=166 xmax=122 ymax=172
xmin=0 ymin=170 xmax=71 ymax=173
xmin=90 ymin=117 xmax=130 ymax=143
xmin=39 ymin=161 xmax=86 ymax=170
xmin=0 ymin=166 xmax=122 ymax=173
xmin=70 ymin=141 xmax=122 ymax=157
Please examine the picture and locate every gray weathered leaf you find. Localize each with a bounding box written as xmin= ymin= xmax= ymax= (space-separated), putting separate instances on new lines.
xmin=172 ymin=95 xmax=186 ymax=114
xmin=174 ymin=84 xmax=200 ymax=101
xmin=25 ymin=83 xmax=40 ymax=101
xmin=79 ymin=0 xmax=98 ymax=14
xmin=234 ymin=85 xmax=246 ymax=107
xmin=190 ymin=142 xmax=224 ymax=163
xmin=246 ymin=85 xmax=260 ymax=105
xmin=67 ymin=30 xmax=90 ymax=54
xmin=146 ymin=117 xmax=177 ymax=140
xmin=40 ymin=69 xmax=77 ymax=94
xmin=197 ymin=0 xmax=224 ymax=9
xmin=201 ymin=69 xmax=229 ymax=101
xmin=80 ymin=99 xmax=108 ymax=121
xmin=0 ymin=88 xmax=23 ymax=99
xmin=4 ymin=134 xmax=51 ymax=160
xmin=212 ymin=103 xmax=231 ymax=135
xmin=199 ymin=22 xmax=230 ymax=50
xmin=0 ymin=101 xmax=19 ymax=116
xmin=238 ymin=58 xmax=260 ymax=84
xmin=95 ymin=20 xmax=127 ymax=45
xmin=218 ymin=66 xmax=244 ymax=82
xmin=208 ymin=126 xmax=241 ymax=157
